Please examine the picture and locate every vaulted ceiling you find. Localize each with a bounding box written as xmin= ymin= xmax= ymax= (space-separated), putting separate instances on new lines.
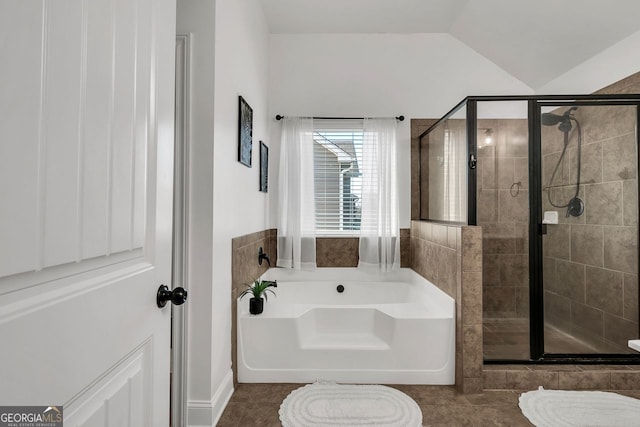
xmin=259 ymin=0 xmax=640 ymax=90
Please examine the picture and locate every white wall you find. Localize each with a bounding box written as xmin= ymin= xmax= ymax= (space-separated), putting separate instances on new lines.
xmin=177 ymin=0 xmax=270 ymax=425
xmin=267 ymin=33 xmax=533 ymax=228
xmin=537 ymin=29 xmax=640 ymax=94
xmin=176 ymin=0 xmax=217 ymax=422
xmin=212 ymin=0 xmax=270 ymax=389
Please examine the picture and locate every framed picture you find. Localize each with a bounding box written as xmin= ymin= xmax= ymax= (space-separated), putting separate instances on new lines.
xmin=259 ymin=141 xmax=268 ymax=192
xmin=238 ymin=96 xmax=253 ymax=167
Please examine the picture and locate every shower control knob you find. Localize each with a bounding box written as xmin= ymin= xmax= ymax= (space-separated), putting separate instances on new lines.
xmin=156 ymin=285 xmax=188 ymax=308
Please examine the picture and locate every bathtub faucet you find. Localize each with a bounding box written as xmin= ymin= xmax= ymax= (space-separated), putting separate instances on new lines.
xmin=258 ymin=247 xmax=271 ymax=267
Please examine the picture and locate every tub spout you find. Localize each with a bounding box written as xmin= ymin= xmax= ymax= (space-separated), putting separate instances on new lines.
xmin=258 ymin=247 xmax=271 ymax=266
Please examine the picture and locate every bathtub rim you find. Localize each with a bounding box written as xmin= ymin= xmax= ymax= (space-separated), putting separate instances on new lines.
xmin=258 ymin=267 xmax=454 ymax=314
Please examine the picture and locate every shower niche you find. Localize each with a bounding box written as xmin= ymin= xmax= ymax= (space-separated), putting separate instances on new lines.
xmin=418 ymin=95 xmax=640 ymax=363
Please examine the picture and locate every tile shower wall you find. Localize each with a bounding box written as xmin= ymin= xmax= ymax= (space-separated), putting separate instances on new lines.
xmin=542 ymin=101 xmax=639 ymax=352
xmin=476 ymin=119 xmax=530 ymax=319
xmin=410 ymin=221 xmax=483 ymax=394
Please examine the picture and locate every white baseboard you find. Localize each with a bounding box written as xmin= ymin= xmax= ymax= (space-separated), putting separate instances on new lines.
xmin=187 ymin=370 xmax=234 ymax=426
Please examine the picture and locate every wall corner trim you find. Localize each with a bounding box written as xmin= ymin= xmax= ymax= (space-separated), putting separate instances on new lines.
xmin=187 ymin=370 xmax=234 ymax=427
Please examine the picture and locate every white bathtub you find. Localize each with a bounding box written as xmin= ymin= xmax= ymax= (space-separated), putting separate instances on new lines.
xmin=237 ymin=268 xmax=455 ymax=384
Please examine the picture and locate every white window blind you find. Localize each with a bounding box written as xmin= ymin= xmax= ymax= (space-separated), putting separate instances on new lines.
xmin=313 ymin=119 xmax=364 ymax=235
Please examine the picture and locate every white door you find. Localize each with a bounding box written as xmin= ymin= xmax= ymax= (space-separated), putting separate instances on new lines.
xmin=0 ymin=0 xmax=176 ymax=425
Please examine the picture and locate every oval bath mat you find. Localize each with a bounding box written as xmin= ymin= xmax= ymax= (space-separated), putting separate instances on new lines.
xmin=279 ymin=382 xmax=422 ymax=427
xmin=519 ymin=386 xmax=640 ymax=427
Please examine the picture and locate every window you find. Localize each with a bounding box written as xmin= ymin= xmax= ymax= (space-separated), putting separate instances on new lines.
xmin=313 ymin=120 xmax=363 ymax=235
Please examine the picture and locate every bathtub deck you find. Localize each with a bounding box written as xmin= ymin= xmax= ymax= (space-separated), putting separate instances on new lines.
xmin=251 ymin=302 xmax=450 ymax=319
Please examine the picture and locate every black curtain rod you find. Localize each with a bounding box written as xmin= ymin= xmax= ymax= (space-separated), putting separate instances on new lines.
xmin=275 ymin=114 xmax=404 ymax=122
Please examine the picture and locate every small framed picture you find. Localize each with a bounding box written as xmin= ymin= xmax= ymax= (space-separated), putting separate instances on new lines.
xmin=259 ymin=141 xmax=268 ymax=192
xmin=238 ymin=96 xmax=253 ymax=167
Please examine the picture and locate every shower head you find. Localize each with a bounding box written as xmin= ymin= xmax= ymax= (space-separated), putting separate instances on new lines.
xmin=541 ymin=112 xmax=566 ymax=126
xmin=541 ymin=107 xmax=578 ymax=132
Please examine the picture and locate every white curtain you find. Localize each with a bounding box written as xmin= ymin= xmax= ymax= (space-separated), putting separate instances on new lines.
xmin=277 ymin=117 xmax=317 ymax=270
xmin=358 ymin=118 xmax=399 ymax=272
xmin=443 ymin=120 xmax=467 ymax=222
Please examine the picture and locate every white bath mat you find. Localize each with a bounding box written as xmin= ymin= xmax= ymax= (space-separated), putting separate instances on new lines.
xmin=519 ymin=386 xmax=640 ymax=427
xmin=279 ymin=382 xmax=423 ymax=427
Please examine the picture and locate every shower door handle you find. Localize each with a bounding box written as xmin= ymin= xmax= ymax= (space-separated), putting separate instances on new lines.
xmin=468 ymin=154 xmax=477 ymax=169
xmin=538 ymin=224 xmax=548 ymax=235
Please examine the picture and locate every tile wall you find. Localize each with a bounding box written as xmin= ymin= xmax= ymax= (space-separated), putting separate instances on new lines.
xmin=316 ymin=231 xmax=410 ymax=268
xmin=411 ymin=119 xmax=486 ymax=393
xmin=410 ymin=220 xmax=483 ymax=394
xmin=476 ymin=119 xmax=530 ymax=319
xmin=484 ymin=364 xmax=640 ymax=391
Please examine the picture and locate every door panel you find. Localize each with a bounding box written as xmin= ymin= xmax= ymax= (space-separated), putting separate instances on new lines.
xmin=82 ymin=0 xmax=113 ymax=260
xmin=539 ymin=103 xmax=639 ymax=355
xmin=66 ymin=339 xmax=148 ymax=426
xmin=0 ymin=2 xmax=43 ymax=277
xmin=42 ymin=0 xmax=83 ymax=268
xmin=0 ymin=0 xmax=176 ymax=424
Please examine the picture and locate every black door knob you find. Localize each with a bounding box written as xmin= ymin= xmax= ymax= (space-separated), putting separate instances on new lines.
xmin=157 ymin=285 xmax=188 ymax=308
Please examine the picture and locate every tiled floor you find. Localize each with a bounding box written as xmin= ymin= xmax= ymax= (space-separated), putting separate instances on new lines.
xmin=217 ymin=383 xmax=535 ymax=426
xmin=483 ymin=318 xmax=628 ymax=360
xmin=219 ymin=318 xmax=640 ymax=425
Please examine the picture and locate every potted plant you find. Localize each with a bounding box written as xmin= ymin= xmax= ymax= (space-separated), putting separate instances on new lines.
xmin=239 ymin=279 xmax=277 ymax=315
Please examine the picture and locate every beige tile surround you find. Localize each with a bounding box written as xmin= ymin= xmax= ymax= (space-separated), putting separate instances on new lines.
xmin=484 ymin=364 xmax=640 ymax=391
xmin=410 ymin=220 xmax=484 ymax=394
xmin=315 ymin=229 xmax=410 ymax=268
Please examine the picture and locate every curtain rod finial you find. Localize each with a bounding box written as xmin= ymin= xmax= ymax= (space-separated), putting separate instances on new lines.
xmin=396 ymin=115 xmax=405 ymax=121
xmin=276 ymin=114 xmax=284 ymax=121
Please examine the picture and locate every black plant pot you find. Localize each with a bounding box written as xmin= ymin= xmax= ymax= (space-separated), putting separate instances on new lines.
xmin=249 ymin=297 xmax=264 ymax=315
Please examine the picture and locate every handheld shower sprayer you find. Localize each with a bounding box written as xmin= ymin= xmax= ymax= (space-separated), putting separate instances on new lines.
xmin=542 ymin=106 xmax=584 ymax=217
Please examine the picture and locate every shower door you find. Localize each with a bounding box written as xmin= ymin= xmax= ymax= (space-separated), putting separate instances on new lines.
xmin=537 ymin=101 xmax=640 ymax=356
xmin=475 ymin=101 xmax=532 ymax=361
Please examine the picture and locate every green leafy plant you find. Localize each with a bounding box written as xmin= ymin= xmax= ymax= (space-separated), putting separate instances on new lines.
xmin=239 ymin=279 xmax=277 ymax=300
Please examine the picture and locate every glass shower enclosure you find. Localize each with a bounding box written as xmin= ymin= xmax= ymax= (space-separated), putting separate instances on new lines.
xmin=418 ymin=95 xmax=640 ymax=363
